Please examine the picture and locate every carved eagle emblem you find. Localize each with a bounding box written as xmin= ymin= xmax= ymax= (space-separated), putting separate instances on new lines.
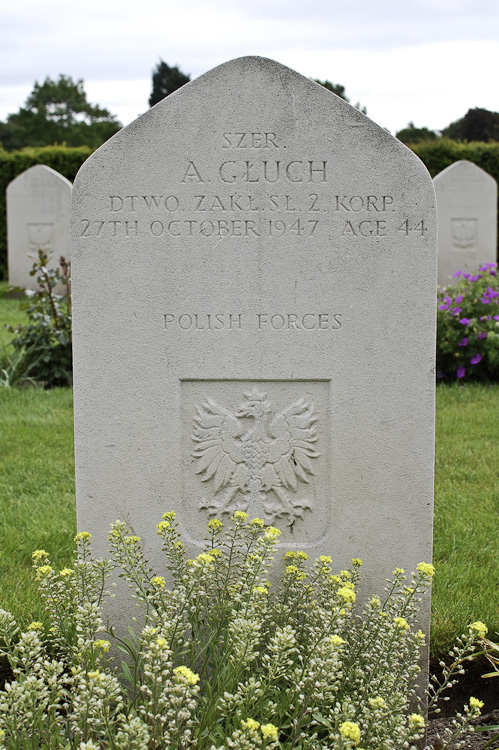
xmin=192 ymin=387 xmax=320 ymax=525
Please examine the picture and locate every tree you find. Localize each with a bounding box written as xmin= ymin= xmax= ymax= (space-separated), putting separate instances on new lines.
xmin=1 ymin=75 xmax=121 ymax=151
xmin=441 ymin=108 xmax=499 ymax=142
xmin=149 ymin=60 xmax=190 ymax=107
xmin=396 ymin=122 xmax=438 ymax=145
xmin=314 ymin=79 xmax=367 ymax=115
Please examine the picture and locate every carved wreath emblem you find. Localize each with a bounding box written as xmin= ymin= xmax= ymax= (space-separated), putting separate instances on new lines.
xmin=452 ymin=218 xmax=477 ymax=249
xmin=192 ymin=387 xmax=320 ymax=525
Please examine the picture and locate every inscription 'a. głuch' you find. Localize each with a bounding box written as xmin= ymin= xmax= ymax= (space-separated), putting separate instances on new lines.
xmin=181 ymin=160 xmax=328 ymax=184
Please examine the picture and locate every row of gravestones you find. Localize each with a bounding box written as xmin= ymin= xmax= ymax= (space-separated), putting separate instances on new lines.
xmin=3 ymin=59 xmax=499 ymax=689
xmin=6 ymin=159 xmax=498 ymax=292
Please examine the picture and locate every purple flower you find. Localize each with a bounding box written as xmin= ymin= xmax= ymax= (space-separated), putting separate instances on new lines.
xmin=452 ymin=271 xmax=462 ymax=278
xmin=494 ymin=315 xmax=499 ymax=321
xmin=482 ymin=297 xmax=491 ymax=304
xmin=470 ymin=353 xmax=482 ymax=365
xmin=491 ymin=270 xmax=497 ymax=277
xmin=458 ymin=337 xmax=468 ymax=346
xmin=487 ymin=287 xmax=499 ymax=299
xmin=459 ymin=318 xmax=471 ymax=325
xmin=438 ymin=294 xmax=452 ymax=311
xmin=451 ymin=307 xmax=462 ymax=316
xmin=456 ymin=366 xmax=466 ymax=379
xmin=463 ymin=273 xmax=471 ymax=280
xmin=455 ymin=294 xmax=464 ymax=303
xmin=470 ymin=274 xmax=483 ymax=282
xmin=477 ymin=331 xmax=487 ymax=340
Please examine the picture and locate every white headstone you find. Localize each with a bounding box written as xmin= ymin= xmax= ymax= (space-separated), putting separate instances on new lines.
xmin=7 ymin=164 xmax=72 ymax=291
xmin=434 ymin=160 xmax=497 ymax=286
xmin=72 ymin=57 xmax=436 ymax=627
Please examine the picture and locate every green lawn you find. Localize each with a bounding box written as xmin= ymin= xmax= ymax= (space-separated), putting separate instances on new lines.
xmin=0 ymin=289 xmax=498 ymax=658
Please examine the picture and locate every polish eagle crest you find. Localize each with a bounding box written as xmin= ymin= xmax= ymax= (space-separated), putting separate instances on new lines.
xmin=192 ymin=387 xmax=320 ymax=525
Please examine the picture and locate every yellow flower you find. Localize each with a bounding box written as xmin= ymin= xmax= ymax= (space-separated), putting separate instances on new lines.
xmin=173 ymin=665 xmax=200 ymax=685
xmin=340 ymin=570 xmax=351 ymax=579
xmin=337 ymin=587 xmax=356 ymax=603
xmin=28 ymin=621 xmax=43 ymax=631
xmin=330 ymin=575 xmax=341 ymax=584
xmin=318 ymin=555 xmax=332 ymax=565
xmin=469 ymin=621 xmax=488 ymax=638
xmin=87 ymin=670 xmax=101 ymax=681
xmin=93 ymin=639 xmax=111 ymax=652
xmin=261 ymin=723 xmax=279 ymax=741
xmin=35 ymin=565 xmax=53 ymax=580
xmin=296 ymin=551 xmax=309 ymax=561
xmin=329 ymin=634 xmax=345 ymax=646
xmin=233 ymin=511 xmax=248 ymax=521
xmin=249 ymin=517 xmax=265 ymax=527
xmin=74 ymin=531 xmax=92 ymax=542
xmin=252 ymin=586 xmax=268 ymax=596
xmin=339 ymin=721 xmax=361 ymax=744
xmin=156 ymin=637 xmax=168 ymax=648
xmin=416 ymin=629 xmax=426 ymax=641
xmin=393 ymin=567 xmax=405 ymax=576
xmin=196 ymin=552 xmax=214 ymax=566
xmin=408 ymin=713 xmax=425 ymax=730
xmin=156 ymin=521 xmax=171 ymax=532
xmin=241 ymin=718 xmax=260 ymax=731
xmin=162 ymin=511 xmax=176 ymax=521
xmin=150 ymin=576 xmax=166 ymax=587
xmin=284 ymin=551 xmax=297 ymax=560
xmin=32 ymin=549 xmax=49 ymax=562
xmin=370 ymin=596 xmax=381 ymax=608
xmin=368 ymin=696 xmax=386 ymax=709
xmin=417 ymin=562 xmax=435 ymax=577
xmin=207 ymin=518 xmax=223 ymax=532
xmin=209 ymin=548 xmax=222 ymax=558
xmin=394 ymin=617 xmax=410 ymax=631
xmin=264 ymin=526 xmax=281 ymax=540
xmin=351 ymin=557 xmax=363 ymax=566
xmin=124 ymin=535 xmax=140 ymax=545
xmin=59 ymin=568 xmax=74 ymax=577
xmin=469 ymin=697 xmax=484 ymax=709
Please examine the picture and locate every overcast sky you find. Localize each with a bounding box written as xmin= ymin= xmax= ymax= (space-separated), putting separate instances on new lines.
xmin=1 ymin=0 xmax=498 ymax=136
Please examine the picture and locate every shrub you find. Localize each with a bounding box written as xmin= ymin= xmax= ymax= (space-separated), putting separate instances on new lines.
xmin=6 ymin=250 xmax=72 ymax=388
xmin=436 ymin=262 xmax=499 ymax=382
xmin=0 ymin=513 xmax=486 ymax=749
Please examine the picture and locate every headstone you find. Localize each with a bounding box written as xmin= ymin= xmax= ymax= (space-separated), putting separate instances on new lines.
xmin=7 ymin=165 xmax=72 ymax=291
xmin=434 ymin=160 xmax=497 ymax=286
xmin=72 ymin=58 xmax=436 ymax=632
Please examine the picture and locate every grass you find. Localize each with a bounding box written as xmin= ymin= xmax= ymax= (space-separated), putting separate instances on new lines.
xmin=0 ymin=281 xmax=27 ymax=348
xmin=0 ymin=289 xmax=498 ymax=658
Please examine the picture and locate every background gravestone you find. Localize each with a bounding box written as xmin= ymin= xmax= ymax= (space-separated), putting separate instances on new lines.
xmin=7 ymin=164 xmax=72 ymax=291
xmin=434 ymin=160 xmax=497 ymax=286
xmin=71 ymin=57 xmax=436 ymax=631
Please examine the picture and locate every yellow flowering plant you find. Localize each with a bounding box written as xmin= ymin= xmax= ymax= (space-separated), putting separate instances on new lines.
xmin=0 ymin=513 xmax=487 ymax=749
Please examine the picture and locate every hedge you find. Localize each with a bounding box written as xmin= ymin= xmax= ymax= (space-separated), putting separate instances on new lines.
xmin=0 ymin=146 xmax=93 ymax=279
xmin=1 ymin=140 xmax=499 ymax=281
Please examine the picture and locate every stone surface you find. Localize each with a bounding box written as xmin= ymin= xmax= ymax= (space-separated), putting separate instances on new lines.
xmin=7 ymin=165 xmax=72 ymax=290
xmin=434 ymin=160 xmax=497 ymax=286
xmin=71 ymin=57 xmax=436 ymax=626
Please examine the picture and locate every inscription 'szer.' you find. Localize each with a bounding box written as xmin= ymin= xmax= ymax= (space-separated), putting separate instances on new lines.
xmin=192 ymin=387 xmax=320 ymax=525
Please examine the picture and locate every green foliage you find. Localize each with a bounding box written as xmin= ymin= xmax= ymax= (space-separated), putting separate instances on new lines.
xmin=410 ymin=138 xmax=499 ymax=180
xmin=0 ymin=75 xmax=121 ymax=151
xmin=441 ymin=107 xmax=499 ymax=142
xmin=436 ymin=263 xmax=499 ymax=382
xmin=0 ymin=145 xmax=92 ymax=280
xmin=149 ymin=60 xmax=190 ymax=107
xmin=0 ymin=514 xmax=484 ymax=748
xmin=7 ymin=251 xmax=72 ymax=388
xmin=396 ymin=121 xmax=438 ymax=145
